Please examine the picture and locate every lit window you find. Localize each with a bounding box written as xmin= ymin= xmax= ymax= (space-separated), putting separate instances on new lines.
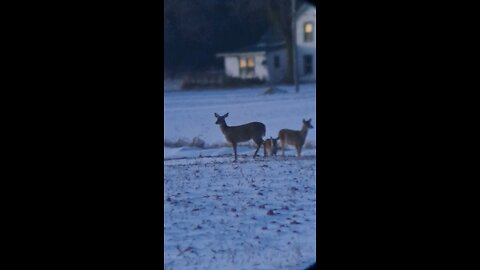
xmin=305 ymin=23 xmax=313 ymax=33
xmin=239 ymin=58 xmax=247 ymax=68
xmin=304 ymin=22 xmax=314 ymax=42
xmin=247 ymin=58 xmax=255 ymax=68
xmin=239 ymin=57 xmax=255 ymax=76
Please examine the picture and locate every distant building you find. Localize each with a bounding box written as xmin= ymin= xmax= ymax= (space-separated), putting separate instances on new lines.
xmin=295 ymin=2 xmax=316 ymax=83
xmin=216 ymin=2 xmax=316 ymax=84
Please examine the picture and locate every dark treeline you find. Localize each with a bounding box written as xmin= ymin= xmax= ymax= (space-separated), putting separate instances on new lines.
xmin=164 ymin=0 xmax=307 ymax=79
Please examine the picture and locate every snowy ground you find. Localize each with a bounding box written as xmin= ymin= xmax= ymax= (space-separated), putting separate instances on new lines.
xmin=164 ymin=84 xmax=316 ymax=154
xmin=164 ymin=84 xmax=316 ymax=270
xmin=164 ymin=79 xmax=183 ymax=92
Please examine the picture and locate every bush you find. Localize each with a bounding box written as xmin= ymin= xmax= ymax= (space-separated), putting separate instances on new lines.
xmin=164 ymin=138 xmax=190 ymax=148
xmin=180 ymin=73 xmax=266 ymax=90
xmin=222 ymin=77 xmax=266 ymax=88
xmin=164 ymin=137 xmax=206 ymax=148
xmin=303 ymin=141 xmax=316 ymax=149
xmin=191 ymin=137 xmax=205 ymax=148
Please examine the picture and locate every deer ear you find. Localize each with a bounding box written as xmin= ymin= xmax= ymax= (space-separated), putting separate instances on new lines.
xmin=308 ymin=118 xmax=312 ymax=122
xmin=224 ymin=113 xmax=229 ymax=118
xmin=214 ymin=113 xmax=219 ymax=117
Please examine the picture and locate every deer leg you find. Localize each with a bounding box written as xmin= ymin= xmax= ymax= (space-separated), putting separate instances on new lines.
xmin=281 ymin=141 xmax=285 ymax=157
xmin=253 ymin=146 xmax=260 ymax=158
xmin=232 ymin=142 xmax=237 ymax=162
xmin=253 ymin=138 xmax=263 ymax=158
xmin=296 ymin=145 xmax=302 ymax=157
xmin=264 ymin=143 xmax=267 ymax=157
xmin=253 ymin=142 xmax=261 ymax=158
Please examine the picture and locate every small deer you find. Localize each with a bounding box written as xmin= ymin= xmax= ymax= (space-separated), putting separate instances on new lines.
xmin=264 ymin=136 xmax=279 ymax=157
xmin=278 ymin=118 xmax=314 ymax=157
xmin=214 ymin=112 xmax=266 ymax=162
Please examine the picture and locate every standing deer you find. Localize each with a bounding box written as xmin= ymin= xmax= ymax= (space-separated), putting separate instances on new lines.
xmin=214 ymin=112 xmax=266 ymax=162
xmin=278 ymin=118 xmax=314 ymax=157
xmin=264 ymin=136 xmax=279 ymax=157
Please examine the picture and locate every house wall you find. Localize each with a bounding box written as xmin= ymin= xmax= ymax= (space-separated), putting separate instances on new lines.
xmin=254 ymin=55 xmax=268 ymax=80
xmin=224 ymin=57 xmax=240 ymax=77
xmin=218 ymin=4 xmax=316 ymax=84
xmin=296 ymin=6 xmax=316 ymax=82
xmin=266 ymin=49 xmax=288 ymax=84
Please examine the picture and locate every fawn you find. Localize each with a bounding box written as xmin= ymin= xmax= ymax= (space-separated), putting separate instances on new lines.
xmin=264 ymin=136 xmax=279 ymax=157
xmin=278 ymin=118 xmax=314 ymax=157
xmin=214 ymin=113 xmax=266 ymax=162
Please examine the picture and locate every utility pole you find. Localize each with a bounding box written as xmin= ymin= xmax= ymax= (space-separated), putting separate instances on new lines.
xmin=292 ymin=0 xmax=299 ymax=93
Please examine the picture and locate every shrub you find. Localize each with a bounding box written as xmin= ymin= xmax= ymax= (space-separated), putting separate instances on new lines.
xmin=191 ymin=137 xmax=205 ymax=148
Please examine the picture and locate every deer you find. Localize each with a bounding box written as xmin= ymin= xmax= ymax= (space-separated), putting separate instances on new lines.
xmin=278 ymin=118 xmax=314 ymax=157
xmin=214 ymin=112 xmax=266 ymax=162
xmin=264 ymin=136 xmax=279 ymax=157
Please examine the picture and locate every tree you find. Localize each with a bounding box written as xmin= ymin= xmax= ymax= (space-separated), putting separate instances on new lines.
xmin=266 ymin=0 xmax=295 ymax=84
xmin=164 ymin=0 xmax=268 ymax=76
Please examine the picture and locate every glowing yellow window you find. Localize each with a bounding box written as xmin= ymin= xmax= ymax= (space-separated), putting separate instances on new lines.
xmin=239 ymin=58 xmax=247 ymax=68
xmin=304 ymin=22 xmax=314 ymax=42
xmin=305 ymin=23 xmax=313 ymax=33
xmin=247 ymin=58 xmax=255 ymax=68
xmin=239 ymin=57 xmax=254 ymax=75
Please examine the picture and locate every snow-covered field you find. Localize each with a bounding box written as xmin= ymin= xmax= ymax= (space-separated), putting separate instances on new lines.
xmin=164 ymin=84 xmax=316 ymax=156
xmin=164 ymin=84 xmax=317 ymax=270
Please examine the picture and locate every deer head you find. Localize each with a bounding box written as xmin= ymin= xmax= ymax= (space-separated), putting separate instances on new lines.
xmin=303 ymin=118 xmax=314 ymax=129
xmin=271 ymin=136 xmax=279 ymax=146
xmin=214 ymin=112 xmax=229 ymax=125
xmin=272 ymin=136 xmax=279 ymax=152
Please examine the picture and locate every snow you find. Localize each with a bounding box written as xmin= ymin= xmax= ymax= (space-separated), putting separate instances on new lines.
xmin=164 ymin=79 xmax=183 ymax=92
xmin=164 ymin=84 xmax=316 ymax=157
xmin=164 ymin=84 xmax=316 ymax=269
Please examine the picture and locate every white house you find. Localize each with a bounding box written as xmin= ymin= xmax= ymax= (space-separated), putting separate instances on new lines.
xmin=295 ymin=2 xmax=316 ymax=82
xmin=216 ymin=2 xmax=316 ymax=84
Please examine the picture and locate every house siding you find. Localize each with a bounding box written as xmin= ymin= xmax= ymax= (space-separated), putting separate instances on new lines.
xmin=217 ymin=4 xmax=316 ymax=84
xmin=224 ymin=57 xmax=240 ymax=77
xmin=266 ymin=49 xmax=288 ymax=83
xmin=296 ymin=6 xmax=316 ymax=82
xmin=254 ymin=55 xmax=268 ymax=80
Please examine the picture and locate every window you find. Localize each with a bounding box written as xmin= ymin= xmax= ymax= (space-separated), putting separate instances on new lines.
xmin=304 ymin=55 xmax=313 ymax=75
xmin=239 ymin=56 xmax=255 ymax=76
xmin=247 ymin=58 xmax=254 ymax=71
xmin=274 ymin=55 xmax=280 ymax=68
xmin=304 ymin=22 xmax=314 ymax=42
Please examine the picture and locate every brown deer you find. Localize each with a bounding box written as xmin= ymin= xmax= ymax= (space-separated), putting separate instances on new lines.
xmin=278 ymin=118 xmax=314 ymax=157
xmin=214 ymin=113 xmax=266 ymax=162
xmin=264 ymin=136 xmax=279 ymax=157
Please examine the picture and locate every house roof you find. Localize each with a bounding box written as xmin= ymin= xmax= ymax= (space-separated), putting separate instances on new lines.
xmin=216 ymin=42 xmax=285 ymax=57
xmin=296 ymin=2 xmax=316 ymax=17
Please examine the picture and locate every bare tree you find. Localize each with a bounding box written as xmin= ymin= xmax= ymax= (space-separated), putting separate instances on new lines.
xmin=266 ymin=0 xmax=294 ymax=84
xmin=164 ymin=0 xmax=269 ymax=74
